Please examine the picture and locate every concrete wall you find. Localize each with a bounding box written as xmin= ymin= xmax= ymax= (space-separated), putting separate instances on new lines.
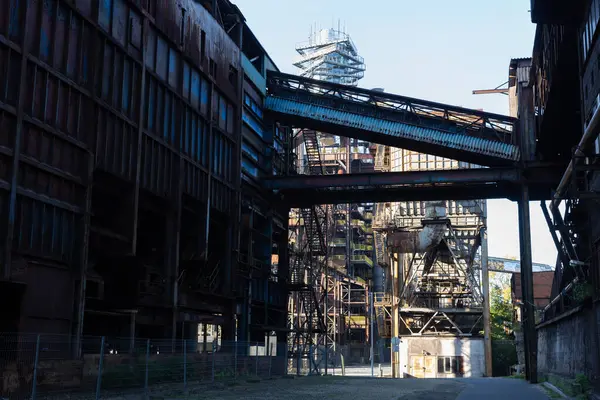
xmin=399 ymin=336 xmax=485 ymax=378
xmin=537 ymin=305 xmax=600 ymax=382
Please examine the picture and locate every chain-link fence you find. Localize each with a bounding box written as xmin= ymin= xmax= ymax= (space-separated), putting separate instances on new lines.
xmin=286 ymin=344 xmax=377 ymax=377
xmin=0 ymin=333 xmax=287 ymax=399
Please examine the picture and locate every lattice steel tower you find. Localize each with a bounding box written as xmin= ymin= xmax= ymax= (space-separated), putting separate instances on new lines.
xmin=294 ymin=28 xmax=366 ymax=85
xmin=287 ymin=26 xmax=372 ymax=375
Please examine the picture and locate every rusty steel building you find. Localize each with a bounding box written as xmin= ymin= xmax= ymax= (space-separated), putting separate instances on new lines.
xmin=0 ymin=0 xmax=290 ymax=347
xmin=530 ymin=0 xmax=600 ymax=388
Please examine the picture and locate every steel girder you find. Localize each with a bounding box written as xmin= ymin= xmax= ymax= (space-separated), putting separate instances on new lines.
xmin=265 ymin=166 xmax=560 ymax=190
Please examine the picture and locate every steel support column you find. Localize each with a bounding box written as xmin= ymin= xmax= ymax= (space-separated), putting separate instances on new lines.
xmin=391 ymin=252 xmax=400 ymax=378
xmin=480 ymin=224 xmax=493 ymax=377
xmin=518 ymin=184 xmax=537 ymax=383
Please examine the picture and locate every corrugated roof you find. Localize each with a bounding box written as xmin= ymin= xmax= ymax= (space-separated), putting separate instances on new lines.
xmin=509 ymin=58 xmax=533 ymax=87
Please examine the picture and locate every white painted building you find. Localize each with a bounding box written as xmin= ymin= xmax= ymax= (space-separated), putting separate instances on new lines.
xmin=399 ymin=337 xmax=485 ymax=378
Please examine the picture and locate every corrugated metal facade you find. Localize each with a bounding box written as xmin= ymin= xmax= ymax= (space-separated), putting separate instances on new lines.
xmin=0 ymin=0 xmax=249 ymax=339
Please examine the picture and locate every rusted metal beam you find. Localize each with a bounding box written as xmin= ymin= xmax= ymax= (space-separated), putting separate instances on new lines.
xmin=519 ymin=184 xmax=537 ymax=383
xmin=280 ymin=185 xmax=549 ymax=206
xmin=265 ymin=166 xmax=561 ymax=190
xmin=472 ymin=88 xmax=509 ymax=95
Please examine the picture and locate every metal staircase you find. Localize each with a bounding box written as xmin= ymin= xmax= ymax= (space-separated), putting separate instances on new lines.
xmin=302 ymin=130 xmax=325 ymax=175
xmin=300 ymin=207 xmax=327 ymax=257
xmin=288 ymin=129 xmax=330 ymax=374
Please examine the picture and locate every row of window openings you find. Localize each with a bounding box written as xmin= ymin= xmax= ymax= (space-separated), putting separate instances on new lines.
xmin=146 ymin=29 xmax=236 ymax=108
xmin=244 ymin=93 xmax=264 ymax=119
xmin=582 ymin=0 xmax=600 ymax=62
xmin=584 ymin=54 xmax=600 ymax=102
xmin=100 ymin=41 xmax=235 ymax=139
xmin=242 ymin=153 xmax=272 ymax=179
xmin=98 ymin=0 xmax=239 ymax=88
xmin=243 ymin=110 xmax=265 ymax=138
xmin=242 ymin=153 xmax=278 ymax=178
xmin=145 ymin=79 xmax=234 ymax=140
xmin=145 ymin=88 xmax=234 ymax=151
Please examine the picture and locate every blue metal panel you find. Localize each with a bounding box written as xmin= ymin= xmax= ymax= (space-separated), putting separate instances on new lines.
xmin=242 ymin=55 xmax=266 ymax=95
xmin=265 ymin=96 xmax=520 ymax=162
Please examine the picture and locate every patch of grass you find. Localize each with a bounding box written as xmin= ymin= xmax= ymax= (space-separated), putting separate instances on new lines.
xmin=539 ymin=384 xmax=562 ymax=399
xmin=545 ymin=373 xmax=592 ymax=397
xmin=575 ymin=373 xmax=592 ymax=393
xmin=507 ymin=373 xmax=525 ymax=379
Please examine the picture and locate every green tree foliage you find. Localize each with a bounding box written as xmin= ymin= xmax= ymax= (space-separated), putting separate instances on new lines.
xmin=489 ymin=271 xmax=518 ymax=376
xmin=490 ymin=273 xmax=513 ymax=340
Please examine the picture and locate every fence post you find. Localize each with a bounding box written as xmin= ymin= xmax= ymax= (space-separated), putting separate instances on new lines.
xmin=309 ymin=345 xmax=313 ymax=376
xmin=183 ymin=339 xmax=187 ymax=390
xmin=211 ymin=341 xmax=216 ymax=383
xmin=255 ymin=342 xmax=259 ymax=377
xmin=268 ymin=343 xmax=273 ymax=379
xmin=233 ymin=340 xmax=238 ymax=382
xmin=283 ymin=342 xmax=289 ymax=376
xmin=95 ymin=336 xmax=105 ymax=400
xmin=31 ymin=334 xmax=41 ymax=400
xmin=144 ymin=339 xmax=150 ymax=397
xmin=296 ymin=347 xmax=300 ymax=376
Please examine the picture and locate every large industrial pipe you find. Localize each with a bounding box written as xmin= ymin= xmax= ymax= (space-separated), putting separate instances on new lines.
xmin=541 ymin=277 xmax=580 ymax=315
xmin=550 ymin=104 xmax=600 ymax=213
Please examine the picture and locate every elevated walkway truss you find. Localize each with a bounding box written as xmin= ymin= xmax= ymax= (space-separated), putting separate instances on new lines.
xmin=266 ymin=72 xmax=520 ymax=167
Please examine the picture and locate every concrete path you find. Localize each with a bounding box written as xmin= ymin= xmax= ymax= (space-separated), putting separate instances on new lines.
xmin=456 ymin=378 xmax=550 ymax=399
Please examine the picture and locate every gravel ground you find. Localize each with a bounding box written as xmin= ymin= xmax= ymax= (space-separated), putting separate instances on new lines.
xmin=34 ymin=374 xmax=549 ymax=400
xmin=174 ymin=376 xmax=466 ymax=400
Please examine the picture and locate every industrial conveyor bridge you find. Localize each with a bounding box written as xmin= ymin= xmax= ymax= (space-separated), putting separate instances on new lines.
xmin=264 ymin=71 xmax=562 ymax=204
xmin=265 ymin=71 xmax=520 ymax=168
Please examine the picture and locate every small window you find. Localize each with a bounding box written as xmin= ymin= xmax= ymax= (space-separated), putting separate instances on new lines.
xmin=129 ymin=13 xmax=142 ymax=50
xmin=180 ymin=7 xmax=186 ymax=46
xmin=183 ymin=62 xmax=190 ymax=99
xmin=210 ymin=58 xmax=217 ymax=78
xmin=228 ymin=65 xmax=238 ymax=88
xmin=437 ymin=356 xmax=461 ymax=375
xmin=200 ymin=30 xmax=206 ymax=62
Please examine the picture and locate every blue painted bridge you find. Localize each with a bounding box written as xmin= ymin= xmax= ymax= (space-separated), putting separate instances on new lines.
xmin=265 ymin=72 xmax=520 ymax=167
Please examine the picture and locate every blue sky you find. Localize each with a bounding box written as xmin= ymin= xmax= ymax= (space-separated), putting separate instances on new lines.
xmin=232 ymin=0 xmax=557 ymax=266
